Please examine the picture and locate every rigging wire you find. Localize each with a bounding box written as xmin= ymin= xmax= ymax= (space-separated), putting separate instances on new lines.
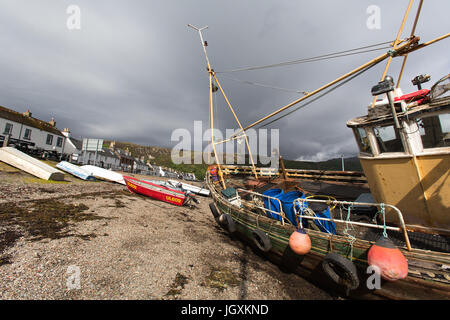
xmin=220 ymin=74 xmax=309 ymax=95
xmin=255 ymin=59 xmax=383 ymax=129
xmin=217 ymin=40 xmax=393 ymax=73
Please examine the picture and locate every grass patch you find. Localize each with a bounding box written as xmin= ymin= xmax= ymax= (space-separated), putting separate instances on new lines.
xmin=0 ymin=161 xmax=21 ymax=173
xmin=22 ymin=177 xmax=70 ymax=184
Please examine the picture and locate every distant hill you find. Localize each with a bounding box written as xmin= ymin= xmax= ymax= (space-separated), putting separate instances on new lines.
xmin=284 ymin=156 xmax=362 ymax=172
xmin=104 ymin=140 xmax=363 ymax=179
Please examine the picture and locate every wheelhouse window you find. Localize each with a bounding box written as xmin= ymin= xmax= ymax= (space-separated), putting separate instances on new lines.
xmin=23 ymin=128 xmax=32 ymax=140
xmin=373 ymin=124 xmax=405 ymax=153
xmin=46 ymin=134 xmax=53 ymax=145
xmin=56 ymin=137 xmax=63 ymax=147
xmin=354 ymin=127 xmax=372 ymax=155
xmin=417 ymin=113 xmax=450 ymax=148
xmin=3 ymin=123 xmax=13 ymax=134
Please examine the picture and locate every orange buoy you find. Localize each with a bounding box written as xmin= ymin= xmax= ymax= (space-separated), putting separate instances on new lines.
xmin=367 ymin=236 xmax=408 ymax=281
xmin=289 ymin=228 xmax=311 ymax=255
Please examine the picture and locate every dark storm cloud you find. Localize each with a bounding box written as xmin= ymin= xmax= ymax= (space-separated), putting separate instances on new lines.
xmin=0 ymin=0 xmax=448 ymax=160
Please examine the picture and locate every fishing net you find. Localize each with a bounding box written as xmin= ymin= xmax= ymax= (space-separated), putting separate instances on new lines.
xmin=429 ymin=74 xmax=450 ymax=100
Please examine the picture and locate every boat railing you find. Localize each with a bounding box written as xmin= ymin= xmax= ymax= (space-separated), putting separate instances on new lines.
xmin=292 ymin=198 xmax=412 ymax=251
xmin=236 ymin=188 xmax=287 ymax=225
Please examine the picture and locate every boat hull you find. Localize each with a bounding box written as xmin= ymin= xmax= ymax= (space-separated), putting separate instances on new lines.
xmin=206 ymin=171 xmax=450 ymax=300
xmin=123 ymin=176 xmax=186 ymax=206
xmin=56 ymin=161 xmax=96 ymax=181
xmin=168 ymin=179 xmax=210 ymax=196
xmin=81 ymin=165 xmax=125 ymax=185
xmin=0 ymin=147 xmax=64 ymax=181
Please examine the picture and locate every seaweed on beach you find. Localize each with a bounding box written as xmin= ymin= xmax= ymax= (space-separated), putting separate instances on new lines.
xmin=165 ymin=272 xmax=190 ymax=297
xmin=0 ymin=199 xmax=110 ymax=243
xmin=203 ymin=267 xmax=239 ymax=291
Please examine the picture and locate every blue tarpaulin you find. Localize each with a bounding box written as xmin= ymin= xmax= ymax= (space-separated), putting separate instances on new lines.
xmin=313 ymin=207 xmax=337 ymax=234
xmin=262 ymin=189 xmax=284 ymax=221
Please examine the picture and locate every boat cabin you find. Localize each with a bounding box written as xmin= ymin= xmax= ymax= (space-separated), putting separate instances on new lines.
xmin=347 ymin=80 xmax=450 ymax=236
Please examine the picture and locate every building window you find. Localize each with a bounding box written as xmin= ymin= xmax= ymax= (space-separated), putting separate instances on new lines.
xmin=56 ymin=137 xmax=63 ymax=147
xmin=3 ymin=123 xmax=13 ymax=134
xmin=374 ymin=124 xmax=405 ymax=153
xmin=46 ymin=134 xmax=53 ymax=145
xmin=23 ymin=128 xmax=32 ymax=140
xmin=417 ymin=113 xmax=450 ymax=149
xmin=354 ymin=127 xmax=372 ymax=155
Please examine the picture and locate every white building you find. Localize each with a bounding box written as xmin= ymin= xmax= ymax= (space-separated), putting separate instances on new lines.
xmin=0 ymin=106 xmax=66 ymax=154
xmin=133 ymin=156 xmax=150 ymax=174
xmin=82 ymin=148 xmax=121 ymax=169
xmin=61 ymin=128 xmax=83 ymax=162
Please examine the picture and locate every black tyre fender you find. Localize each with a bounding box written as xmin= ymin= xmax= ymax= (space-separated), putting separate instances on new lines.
xmin=321 ymin=252 xmax=360 ymax=290
xmin=209 ymin=202 xmax=220 ymax=222
xmin=251 ymin=229 xmax=272 ymax=252
xmin=219 ymin=213 xmax=236 ymax=233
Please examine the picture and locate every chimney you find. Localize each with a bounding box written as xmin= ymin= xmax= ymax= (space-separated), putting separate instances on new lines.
xmin=62 ymin=128 xmax=71 ymax=138
xmin=23 ymin=109 xmax=32 ymax=117
xmin=49 ymin=117 xmax=56 ymax=127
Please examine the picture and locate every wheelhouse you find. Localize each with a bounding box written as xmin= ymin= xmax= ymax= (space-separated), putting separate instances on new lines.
xmin=347 ymin=89 xmax=450 ymax=236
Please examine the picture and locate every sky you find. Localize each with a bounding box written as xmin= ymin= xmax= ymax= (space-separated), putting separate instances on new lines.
xmin=0 ymin=0 xmax=449 ymax=161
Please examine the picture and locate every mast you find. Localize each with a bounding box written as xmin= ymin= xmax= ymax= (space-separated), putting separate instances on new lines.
xmin=188 ymin=24 xmax=259 ymax=182
xmin=187 ymin=24 xmax=227 ymax=189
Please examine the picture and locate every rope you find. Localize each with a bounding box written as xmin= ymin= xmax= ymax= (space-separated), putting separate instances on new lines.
xmin=217 ymin=41 xmax=393 ymax=73
xmin=343 ymin=205 xmax=356 ymax=260
xmin=255 ymin=59 xmax=383 ymax=129
xmin=374 ymin=203 xmax=388 ymax=238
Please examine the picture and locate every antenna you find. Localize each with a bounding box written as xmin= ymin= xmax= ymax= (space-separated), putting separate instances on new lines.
xmin=187 ymin=24 xmax=212 ymax=70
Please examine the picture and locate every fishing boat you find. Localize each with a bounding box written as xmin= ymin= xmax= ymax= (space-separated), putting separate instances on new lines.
xmin=123 ymin=176 xmax=198 ymax=206
xmin=168 ymin=179 xmax=211 ymax=196
xmin=190 ymin=1 xmax=450 ymax=299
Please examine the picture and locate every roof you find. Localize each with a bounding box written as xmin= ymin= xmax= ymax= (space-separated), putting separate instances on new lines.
xmin=347 ymin=96 xmax=450 ymax=128
xmin=70 ymin=138 xmax=83 ymax=150
xmin=116 ymin=150 xmax=134 ymax=160
xmin=83 ymin=148 xmax=120 ymax=159
xmin=0 ymin=105 xmax=63 ymax=136
xmin=99 ymin=149 xmax=119 ymax=159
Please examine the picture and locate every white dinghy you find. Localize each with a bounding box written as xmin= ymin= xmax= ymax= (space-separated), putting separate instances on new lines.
xmin=0 ymin=147 xmax=64 ymax=181
xmin=81 ymin=165 xmax=126 ymax=185
xmin=168 ymin=179 xmax=210 ymax=196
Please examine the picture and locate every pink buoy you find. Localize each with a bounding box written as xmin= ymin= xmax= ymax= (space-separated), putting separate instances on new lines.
xmin=289 ymin=228 xmax=311 ymax=255
xmin=367 ymin=236 xmax=408 ymax=281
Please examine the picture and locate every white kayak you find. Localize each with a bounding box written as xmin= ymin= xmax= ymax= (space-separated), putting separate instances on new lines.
xmin=81 ymin=165 xmax=126 ymax=185
xmin=168 ymin=179 xmax=210 ymax=196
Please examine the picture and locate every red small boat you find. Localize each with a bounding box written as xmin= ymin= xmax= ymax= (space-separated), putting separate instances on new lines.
xmin=123 ymin=176 xmax=192 ymax=206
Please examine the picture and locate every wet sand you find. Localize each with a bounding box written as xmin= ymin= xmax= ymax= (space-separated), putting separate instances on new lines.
xmin=0 ymin=163 xmax=333 ymax=300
